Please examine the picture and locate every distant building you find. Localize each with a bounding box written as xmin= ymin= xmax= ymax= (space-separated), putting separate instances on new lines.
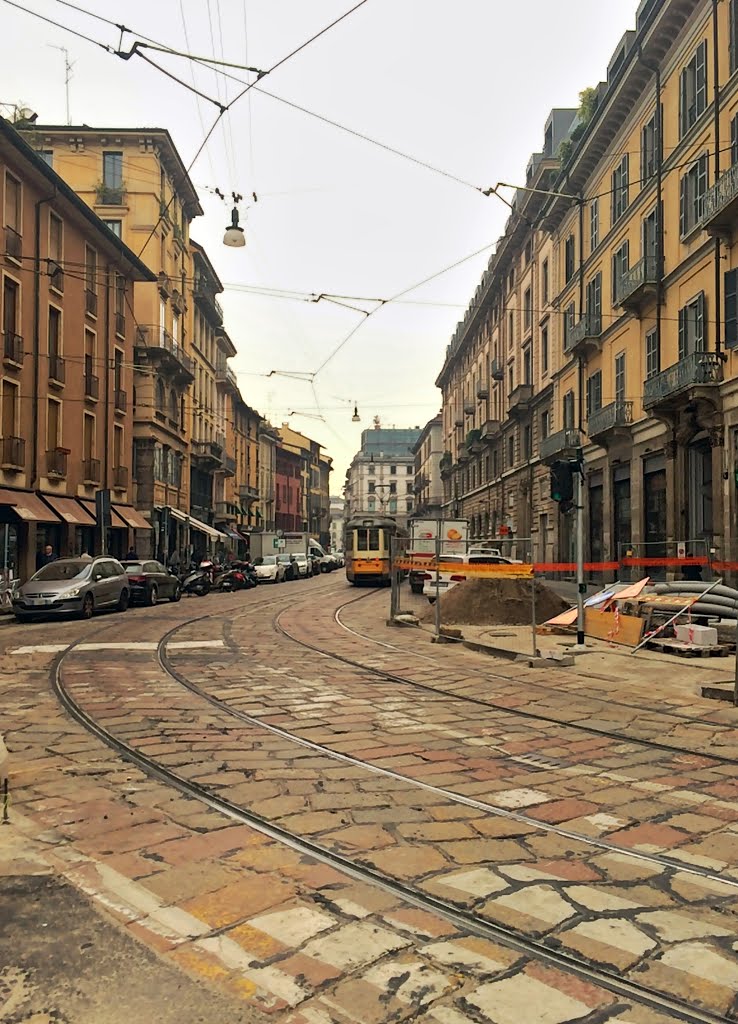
xmin=344 ymin=426 xmax=421 ymax=530
xmin=328 ymin=495 xmax=344 ymax=551
xmin=412 ymin=414 xmax=443 ymax=518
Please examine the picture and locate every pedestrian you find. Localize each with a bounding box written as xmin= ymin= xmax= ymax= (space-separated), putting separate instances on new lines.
xmin=37 ymin=544 xmax=57 ymax=569
xmin=167 ymin=549 xmax=181 ymax=572
xmin=125 ymin=545 xmax=138 ymax=560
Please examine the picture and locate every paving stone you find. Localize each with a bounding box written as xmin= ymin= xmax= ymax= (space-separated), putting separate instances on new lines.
xmin=463 ymin=972 xmax=593 ymax=1024
xmin=433 ymin=867 xmax=509 ymax=897
xmin=363 ymin=958 xmax=453 ymax=1006
xmin=668 ymin=871 xmax=738 ymax=902
xmin=487 ymin=788 xmax=551 ymax=808
xmin=322 ymin=824 xmax=396 ymax=851
xmin=365 ymin=844 xmax=448 ymax=879
xmin=181 ymin=874 xmax=296 ymax=928
xmin=421 ymin=937 xmax=521 ymax=976
xmin=396 ymin=821 xmax=478 ymax=841
xmin=248 ymin=905 xmax=336 ymax=945
xmin=636 ymin=909 xmax=732 ymax=941
xmin=559 ymin=917 xmax=656 ymax=969
xmin=564 ymin=885 xmax=642 ymax=913
xmin=637 ymin=942 xmax=738 ymax=1015
xmin=484 ymin=885 xmax=577 ymax=932
xmin=437 ymin=838 xmax=531 ymax=865
xmin=384 ymin=907 xmax=458 ymax=938
xmin=302 ymin=921 xmax=411 ymax=970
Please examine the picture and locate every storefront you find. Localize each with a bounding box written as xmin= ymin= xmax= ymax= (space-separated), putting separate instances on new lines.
xmin=158 ymin=506 xmax=228 ymax=565
xmin=41 ymin=496 xmax=97 ymax=556
xmin=0 ymin=488 xmax=64 ymax=581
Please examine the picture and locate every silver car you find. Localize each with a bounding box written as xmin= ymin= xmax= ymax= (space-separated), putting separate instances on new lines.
xmin=13 ymin=556 xmax=130 ymax=621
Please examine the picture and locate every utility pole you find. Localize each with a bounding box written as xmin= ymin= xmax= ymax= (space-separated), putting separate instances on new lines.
xmin=574 ymin=458 xmax=586 ymax=649
xmin=50 ymin=46 xmax=75 ymax=125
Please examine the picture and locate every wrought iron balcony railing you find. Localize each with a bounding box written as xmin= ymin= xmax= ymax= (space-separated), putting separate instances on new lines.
xmin=618 ymin=256 xmax=658 ymax=307
xmin=587 ymin=400 xmax=633 ymax=438
xmin=643 ymin=351 xmax=723 ymax=408
xmin=539 ymin=427 xmax=581 ymax=463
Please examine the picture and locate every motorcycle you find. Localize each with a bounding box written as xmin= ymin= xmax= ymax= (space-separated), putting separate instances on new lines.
xmin=180 ymin=565 xmax=211 ymax=597
xmin=213 ymin=561 xmax=258 ymax=592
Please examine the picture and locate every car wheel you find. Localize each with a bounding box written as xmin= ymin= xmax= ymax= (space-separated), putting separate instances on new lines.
xmin=146 ymin=585 xmax=158 ymax=607
xmin=117 ymin=588 xmax=129 ymax=612
xmin=169 ymin=586 xmax=182 ymax=603
xmin=80 ymin=593 xmax=94 ymax=619
xmin=14 ymin=612 xmax=30 ymax=623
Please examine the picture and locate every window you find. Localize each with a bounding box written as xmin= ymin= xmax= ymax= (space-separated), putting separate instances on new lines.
xmin=508 ymin=311 xmax=514 ymax=347
xmin=586 ymin=371 xmax=602 ymax=418
xmin=114 ymin=424 xmax=123 ymax=470
xmin=159 ymin=297 xmax=166 ymax=343
xmin=523 ymin=287 xmax=532 ymax=332
xmin=679 ymin=41 xmax=707 ymax=138
xmin=612 ymin=241 xmax=629 ymax=305
xmin=104 ymin=220 xmax=122 ymax=238
xmin=541 ymin=323 xmax=549 ymax=374
xmin=85 ymin=245 xmax=97 ymax=294
xmin=48 ymin=306 xmax=61 ymax=360
xmin=523 ymin=425 xmax=532 ymax=460
xmin=83 ymin=413 xmax=95 ymax=460
xmin=156 ymin=378 xmax=166 ymax=411
xmin=679 ymin=154 xmax=708 ymax=236
xmin=589 ymin=199 xmax=599 ymax=253
xmin=389 ymin=482 xmax=397 ymax=495
xmin=611 ymin=155 xmax=629 ymax=223
xmin=38 ymin=151 xmax=53 ymax=167
xmin=49 ymin=214 xmax=63 ymax=293
xmin=541 ymin=410 xmax=550 ymax=439
xmin=586 ymin=272 xmax=602 ymax=320
xmin=562 ymin=303 xmax=575 ymax=349
xmin=47 ymin=398 xmax=60 ymax=451
xmin=542 ymin=259 xmax=549 ymax=304
xmin=615 ymin=352 xmax=626 ymax=405
xmin=725 ymin=269 xmax=738 ymax=348
xmin=406 ymin=481 xmax=413 ymax=493
xmin=169 ymin=388 xmax=179 ymax=424
xmin=102 ymin=152 xmax=123 ymax=189
xmin=389 ymin=464 xmax=396 ymax=474
xmin=524 ymin=240 xmax=532 ymax=265
xmin=2 ymin=380 xmax=18 ymax=437
xmin=406 ymin=464 xmax=413 ymax=473
xmin=172 ymin=312 xmax=180 ymax=346
xmin=114 ymin=348 xmax=123 ymax=392
xmin=642 ymin=206 xmax=659 ymax=262
xmin=3 ymin=277 xmax=19 ymax=335
xmin=368 ymin=482 xmax=376 ymax=494
xmin=388 ymin=498 xmax=397 ymax=514
xmin=367 ymin=497 xmax=376 ymax=511
xmin=641 ymin=110 xmax=659 ymax=184
xmin=367 ymin=462 xmax=375 ymax=475
xmin=508 ymin=267 xmax=515 ymax=291
xmin=84 ymin=329 xmax=95 ymax=379
xmin=731 ymin=0 xmax=738 ymax=74
xmin=523 ymin=344 xmax=531 ymax=386
xmin=507 ymin=434 xmax=514 ymax=467
xmin=565 ymin=235 xmax=575 ymax=282
xmin=4 ymin=173 xmax=21 ymax=233
xmin=406 ymin=500 xmax=413 ymax=512
xmin=645 ymin=328 xmax=660 ymax=378
xmin=563 ymin=390 xmax=575 ymax=429
xmin=678 ymin=293 xmax=706 ymax=358
xmin=508 ymin=364 xmax=514 ymax=393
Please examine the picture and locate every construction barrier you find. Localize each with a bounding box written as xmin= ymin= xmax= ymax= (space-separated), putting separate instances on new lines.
xmin=396 ymin=556 xmax=727 ymax=575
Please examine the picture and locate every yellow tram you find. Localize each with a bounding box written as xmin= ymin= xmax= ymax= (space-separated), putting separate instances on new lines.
xmin=345 ymin=513 xmax=405 ymax=585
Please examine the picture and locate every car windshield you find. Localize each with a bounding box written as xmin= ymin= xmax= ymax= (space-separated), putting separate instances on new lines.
xmin=293 ymin=554 xmax=307 ymax=561
xmin=33 ymin=560 xmax=89 ymax=581
xmin=260 ymin=556 xmax=277 ymax=565
xmin=123 ymin=563 xmax=145 ymax=573
xmin=276 ymin=555 xmax=291 ymax=564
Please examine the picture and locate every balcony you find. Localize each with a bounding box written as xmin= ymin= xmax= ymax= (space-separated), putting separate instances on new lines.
xmin=643 ymin=351 xmax=723 ymax=412
xmin=115 ymin=312 xmax=125 ymax=337
xmin=701 ymin=162 xmax=738 ymax=236
xmin=453 ymin=416 xmax=464 ymax=427
xmin=566 ymin=312 xmax=602 ymax=355
xmin=223 ymin=454 xmax=236 ymax=476
xmin=112 ymin=465 xmax=128 ymax=490
xmin=95 ymin=183 xmax=126 ymax=206
xmin=238 ymin=483 xmax=259 ymax=503
xmin=4 ymin=225 xmax=21 ymax=261
xmin=158 ymin=271 xmax=172 ymax=296
xmin=440 ymin=451 xmax=453 ymax=479
xmin=135 ymin=326 xmax=194 ymax=383
xmin=476 ymin=387 xmax=489 ymax=400
xmin=618 ymin=256 xmax=658 ymax=312
xmin=173 ymin=224 xmax=185 ymax=248
xmin=3 ymin=331 xmax=23 ymax=367
xmin=83 ymin=458 xmax=101 ymax=484
xmin=215 ymin=500 xmax=237 ymax=521
xmin=466 ymin=428 xmax=482 ymax=454
xmin=216 ymin=363 xmax=239 ymax=391
xmin=46 ymin=448 xmax=67 ymax=478
xmin=192 ymin=439 xmax=223 ymax=468
xmin=508 ymin=383 xmax=533 ymax=418
xmin=172 ymin=288 xmax=185 ymax=314
xmin=480 ymin=419 xmax=501 ymax=442
xmin=84 ymin=373 xmax=99 ymax=400
xmin=587 ymin=401 xmax=633 ymax=444
xmin=457 ymin=442 xmax=470 ymax=464
xmin=463 ymin=403 xmax=475 ymax=416
xmin=539 ymin=427 xmax=582 ymax=464
xmin=491 ymin=358 xmax=503 ymax=381
xmin=48 ymin=354 xmax=65 ymax=386
xmin=193 ymin=275 xmax=224 ymax=326
xmin=1 ymin=436 xmax=24 ymax=470
xmin=85 ymin=289 xmax=98 ymax=317
xmin=114 ymin=389 xmax=127 ymax=413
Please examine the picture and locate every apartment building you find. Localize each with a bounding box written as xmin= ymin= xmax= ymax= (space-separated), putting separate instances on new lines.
xmin=275 ymin=442 xmax=303 ymax=532
xmin=438 ymin=0 xmax=738 ymax=565
xmin=328 ymin=495 xmax=344 ymax=552
xmin=277 ymin=424 xmax=330 ymax=538
xmin=412 ymin=413 xmax=444 ymax=518
xmin=24 ymin=124 xmax=204 ymax=558
xmin=257 ymin=423 xmax=279 ymax=532
xmin=0 ymin=117 xmax=155 ymax=579
xmin=344 ymin=427 xmax=421 ymax=530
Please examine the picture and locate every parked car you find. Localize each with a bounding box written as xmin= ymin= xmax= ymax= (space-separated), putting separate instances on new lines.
xmin=13 ymin=556 xmax=130 ymax=621
xmin=423 ymin=553 xmax=520 ymax=602
xmin=276 ymin=554 xmax=299 ymax=581
xmin=319 ymin=553 xmax=339 ymax=573
xmin=291 ymin=553 xmax=312 ymax=578
xmin=122 ymin=560 xmax=182 ymax=605
xmin=253 ymin=555 xmax=287 ymax=584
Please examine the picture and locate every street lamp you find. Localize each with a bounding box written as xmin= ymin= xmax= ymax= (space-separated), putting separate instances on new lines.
xmin=352 ymin=403 xmax=360 ymax=422
xmin=223 ymin=205 xmax=246 ymax=247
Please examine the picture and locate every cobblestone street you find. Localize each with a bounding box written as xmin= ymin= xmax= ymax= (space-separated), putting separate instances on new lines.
xmin=3 ymin=574 xmax=738 ymax=1023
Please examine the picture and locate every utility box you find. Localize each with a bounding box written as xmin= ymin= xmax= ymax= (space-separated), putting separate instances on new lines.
xmin=675 ymin=624 xmax=718 ymax=647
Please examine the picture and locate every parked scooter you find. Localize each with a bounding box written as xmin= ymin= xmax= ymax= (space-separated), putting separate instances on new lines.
xmin=180 ymin=564 xmax=211 ymax=597
xmin=213 ymin=560 xmax=258 ymax=591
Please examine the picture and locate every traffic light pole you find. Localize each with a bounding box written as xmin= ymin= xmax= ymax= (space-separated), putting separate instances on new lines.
xmin=575 ymin=464 xmax=586 ymax=647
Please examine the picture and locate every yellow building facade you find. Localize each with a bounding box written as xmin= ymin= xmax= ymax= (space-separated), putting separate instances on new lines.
xmin=438 ymin=0 xmax=738 ymax=566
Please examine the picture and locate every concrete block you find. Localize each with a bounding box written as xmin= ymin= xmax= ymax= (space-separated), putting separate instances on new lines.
xmin=0 ymin=735 xmax=8 ymax=783
xmin=675 ymin=624 xmax=718 ymax=646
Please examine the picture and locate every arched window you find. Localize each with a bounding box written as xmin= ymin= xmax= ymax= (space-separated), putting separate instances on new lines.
xmin=156 ymin=378 xmax=165 ymax=411
xmin=180 ymin=396 xmax=186 ymax=428
xmin=169 ymin=389 xmax=179 ymax=424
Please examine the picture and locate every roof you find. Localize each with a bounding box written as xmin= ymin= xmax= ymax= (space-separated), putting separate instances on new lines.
xmin=412 ymin=414 xmax=442 ymax=453
xmin=0 ymin=118 xmax=156 ymax=282
xmin=26 ymin=124 xmax=204 ymax=218
xmin=190 ymin=238 xmax=224 ymax=293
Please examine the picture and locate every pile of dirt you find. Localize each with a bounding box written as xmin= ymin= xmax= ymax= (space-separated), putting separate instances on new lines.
xmin=422 ymin=578 xmax=569 ymax=626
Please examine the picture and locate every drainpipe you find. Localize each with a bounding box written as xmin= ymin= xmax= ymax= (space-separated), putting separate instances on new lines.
xmin=713 ymin=0 xmax=723 ymax=357
xmin=577 ymin=198 xmax=585 ymax=431
xmin=31 ymin=192 xmax=55 ymax=490
xmin=103 ymin=263 xmax=111 ymax=490
xmin=640 ymin=54 xmax=663 ymax=369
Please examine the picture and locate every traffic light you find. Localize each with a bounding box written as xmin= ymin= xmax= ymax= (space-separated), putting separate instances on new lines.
xmin=550 ymin=460 xmax=574 ymax=503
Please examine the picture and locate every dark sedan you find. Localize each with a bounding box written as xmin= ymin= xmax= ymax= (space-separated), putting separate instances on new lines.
xmin=122 ymin=560 xmax=182 ymax=606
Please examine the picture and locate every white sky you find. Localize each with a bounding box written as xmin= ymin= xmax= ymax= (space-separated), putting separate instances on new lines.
xmin=2 ymin=0 xmax=638 ymax=483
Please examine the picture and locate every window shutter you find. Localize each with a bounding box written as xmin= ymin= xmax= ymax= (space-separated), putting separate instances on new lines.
xmin=696 ymin=41 xmax=707 ymax=116
xmin=696 ymin=292 xmax=706 ymax=351
xmin=623 ymin=154 xmax=629 ymax=210
xmin=725 ymin=269 xmax=738 ymax=348
xmin=732 ymin=0 xmax=737 ymax=74
xmin=678 ymin=307 xmax=686 ymax=360
xmin=586 ymin=377 xmax=592 ymax=419
xmin=623 ymin=240 xmax=629 ymax=272
xmin=679 ymin=68 xmax=687 ymax=137
xmin=697 ymin=155 xmax=708 ymax=221
xmin=732 ymin=115 xmax=738 ymax=166
xmin=679 ymin=175 xmax=687 ymax=236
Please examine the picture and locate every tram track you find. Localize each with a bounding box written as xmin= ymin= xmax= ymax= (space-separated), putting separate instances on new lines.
xmin=49 ymin=609 xmax=736 ymax=1024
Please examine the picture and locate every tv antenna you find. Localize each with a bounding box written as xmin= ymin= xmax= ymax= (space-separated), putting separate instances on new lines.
xmin=49 ymin=46 xmax=76 ymax=125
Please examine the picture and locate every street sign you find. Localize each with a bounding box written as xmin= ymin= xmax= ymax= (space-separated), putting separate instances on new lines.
xmin=95 ymin=489 xmax=111 ymax=531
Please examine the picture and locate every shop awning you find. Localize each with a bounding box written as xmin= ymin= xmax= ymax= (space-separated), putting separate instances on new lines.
xmin=166 ymin=507 xmax=227 ymax=541
xmin=78 ymin=499 xmax=128 ymax=530
xmin=41 ymin=495 xmax=96 ymax=526
xmin=114 ymin=505 xmax=153 ymax=531
xmin=223 ymin=527 xmax=242 ymax=542
xmin=0 ymin=489 xmax=61 ymax=523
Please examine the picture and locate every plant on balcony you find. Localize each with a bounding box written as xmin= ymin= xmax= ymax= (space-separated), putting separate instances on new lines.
xmin=95 ymin=181 xmax=126 ymax=205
